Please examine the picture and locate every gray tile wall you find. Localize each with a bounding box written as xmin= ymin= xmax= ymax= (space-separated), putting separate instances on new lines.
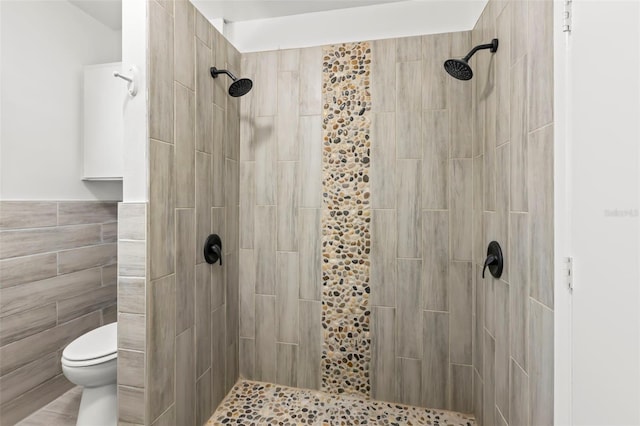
xmin=0 ymin=201 xmax=118 ymax=425
xmin=471 ymin=0 xmax=554 ymax=424
xmin=368 ymin=32 xmax=476 ymax=414
xmin=237 ymin=0 xmax=553 ymax=420
xmin=136 ymin=1 xmax=241 ymax=425
xmin=238 ymin=46 xmax=323 ymax=390
xmin=240 ymin=32 xmax=477 ymax=413
xmin=117 ymin=203 xmax=147 ymax=425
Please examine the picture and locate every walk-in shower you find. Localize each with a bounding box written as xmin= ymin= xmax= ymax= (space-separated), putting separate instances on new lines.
xmin=210 ymin=67 xmax=253 ymax=97
xmin=444 ymin=38 xmax=499 ymax=80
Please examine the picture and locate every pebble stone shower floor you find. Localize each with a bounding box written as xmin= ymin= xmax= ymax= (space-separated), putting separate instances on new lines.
xmin=207 ymin=380 xmax=476 ymax=426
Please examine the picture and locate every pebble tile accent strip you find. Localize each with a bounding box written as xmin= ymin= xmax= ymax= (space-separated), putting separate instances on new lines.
xmin=207 ymin=380 xmax=476 ymax=425
xmin=320 ymin=42 xmax=372 ymax=397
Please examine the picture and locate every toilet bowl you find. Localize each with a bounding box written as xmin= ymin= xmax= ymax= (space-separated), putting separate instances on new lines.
xmin=62 ymin=322 xmax=117 ymax=426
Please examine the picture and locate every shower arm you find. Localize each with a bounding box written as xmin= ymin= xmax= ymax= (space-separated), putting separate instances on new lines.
xmin=462 ymin=39 xmax=499 ymax=62
xmin=210 ymin=67 xmax=238 ymax=81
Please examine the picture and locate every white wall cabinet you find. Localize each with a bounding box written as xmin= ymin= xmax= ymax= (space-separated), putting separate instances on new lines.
xmin=82 ymin=62 xmax=124 ymax=180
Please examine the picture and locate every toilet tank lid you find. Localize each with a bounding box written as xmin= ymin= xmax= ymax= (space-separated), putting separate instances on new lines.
xmin=62 ymin=322 xmax=117 ymax=361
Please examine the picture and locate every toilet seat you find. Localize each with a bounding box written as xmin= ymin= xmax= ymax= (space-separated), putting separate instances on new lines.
xmin=62 ymin=322 xmax=117 ymax=367
xmin=62 ymin=352 xmax=117 ymax=367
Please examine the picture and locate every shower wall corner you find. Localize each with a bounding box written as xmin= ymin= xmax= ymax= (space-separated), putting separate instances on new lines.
xmin=117 ymin=1 xmax=241 ymax=425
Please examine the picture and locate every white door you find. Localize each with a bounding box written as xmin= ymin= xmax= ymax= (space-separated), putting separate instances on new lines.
xmin=555 ymin=1 xmax=640 ymax=424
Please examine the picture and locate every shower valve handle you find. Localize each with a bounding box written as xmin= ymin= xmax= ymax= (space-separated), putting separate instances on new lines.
xmin=482 ymin=254 xmax=498 ymax=278
xmin=482 ymin=241 xmax=504 ymax=279
xmin=212 ymin=245 xmax=222 ymax=266
xmin=203 ymin=234 xmax=223 ymax=266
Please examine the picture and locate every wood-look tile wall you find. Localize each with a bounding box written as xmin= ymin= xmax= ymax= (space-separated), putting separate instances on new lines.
xmin=369 ymin=32 xmax=476 ymax=413
xmin=240 ymin=33 xmax=477 ymax=411
xmin=471 ymin=0 xmax=554 ymax=425
xmin=238 ymin=2 xmax=553 ymax=419
xmin=238 ymin=47 xmax=324 ymax=390
xmin=0 ymin=201 xmax=117 ymax=425
xmin=117 ymin=202 xmax=147 ymax=425
xmin=130 ymin=1 xmax=241 ymax=425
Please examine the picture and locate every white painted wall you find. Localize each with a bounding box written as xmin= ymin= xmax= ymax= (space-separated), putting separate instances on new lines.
xmin=121 ymin=0 xmax=148 ymax=203
xmin=555 ymin=1 xmax=640 ymax=424
xmin=553 ymin=0 xmax=572 ymax=424
xmin=0 ymin=0 xmax=122 ymax=200
xmin=223 ymin=0 xmax=487 ymax=52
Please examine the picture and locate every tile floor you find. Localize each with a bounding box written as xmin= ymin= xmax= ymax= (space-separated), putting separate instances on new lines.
xmin=207 ymin=380 xmax=476 ymax=425
xmin=15 ymin=380 xmax=476 ymax=426
xmin=15 ymin=386 xmax=81 ymax=426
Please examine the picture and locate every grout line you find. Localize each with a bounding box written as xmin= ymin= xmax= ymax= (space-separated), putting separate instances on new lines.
xmin=174 ymin=79 xmax=194 ymax=94
xmin=1 ymin=222 xmax=102 ymax=233
xmin=473 ymin=365 xmax=483 ymax=381
xmin=150 ymin=403 xmax=175 ymax=425
xmin=484 ymin=326 xmax=496 ymax=341
xmin=496 ymin=404 xmax=508 ymax=424
xmin=450 ymin=362 xmax=474 ymax=368
xmin=149 ymin=137 xmax=173 ymax=146
xmin=423 ymin=309 xmax=449 ymax=314
xmin=371 ymin=303 xmax=396 ymax=309
xmin=255 ymin=293 xmax=277 ymax=298
xmin=397 ymin=356 xmax=422 ymax=361
xmin=510 ymin=356 xmax=529 ymax=378
xmin=148 ymin=271 xmax=176 ymax=282
xmin=119 ymin=348 xmax=145 ymax=354
xmin=529 ymin=296 xmax=554 ymax=313
xmin=298 ymin=297 xmax=322 ymax=303
xmin=528 ymin=121 xmax=553 ymax=136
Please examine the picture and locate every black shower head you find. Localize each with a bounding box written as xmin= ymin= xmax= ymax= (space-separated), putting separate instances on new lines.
xmin=229 ymin=78 xmax=253 ymax=97
xmin=444 ymin=38 xmax=498 ymax=81
xmin=210 ymin=67 xmax=253 ymax=97
xmin=444 ymin=58 xmax=473 ymax=80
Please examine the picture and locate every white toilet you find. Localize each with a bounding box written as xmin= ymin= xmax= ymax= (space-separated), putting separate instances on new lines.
xmin=62 ymin=322 xmax=118 ymax=426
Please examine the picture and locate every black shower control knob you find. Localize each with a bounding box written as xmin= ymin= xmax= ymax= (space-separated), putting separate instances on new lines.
xmin=204 ymin=234 xmax=223 ymax=265
xmin=482 ymin=241 xmax=504 ymax=279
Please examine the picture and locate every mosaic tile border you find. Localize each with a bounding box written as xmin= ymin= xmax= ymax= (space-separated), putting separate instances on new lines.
xmin=207 ymin=380 xmax=476 ymax=425
xmin=321 ymin=42 xmax=372 ymax=396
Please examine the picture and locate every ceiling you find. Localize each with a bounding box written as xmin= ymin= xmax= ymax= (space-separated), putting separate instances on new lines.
xmin=191 ymin=0 xmax=408 ymax=22
xmin=68 ymin=0 xmax=122 ymax=30
xmin=67 ymin=0 xmax=410 ymax=29
xmin=66 ymin=0 xmax=485 ymax=51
